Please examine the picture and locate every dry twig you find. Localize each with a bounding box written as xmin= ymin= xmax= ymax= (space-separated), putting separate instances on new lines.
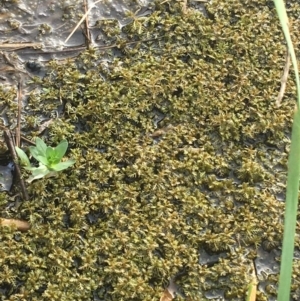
xmin=3 ymin=130 xmax=29 ymax=201
xmin=0 ymin=218 xmax=30 ymax=231
xmin=16 ymin=36 xmax=162 ymax=57
xmin=65 ymin=0 xmax=102 ymax=44
xmin=182 ymin=0 xmax=187 ymax=14
xmin=276 ymin=48 xmax=290 ymax=106
xmin=0 ymin=42 xmax=42 ymax=50
xmin=83 ymin=0 xmax=92 ymax=48
xmin=149 ymin=124 xmax=174 ymax=138
xmin=16 ymin=81 xmax=22 ymax=147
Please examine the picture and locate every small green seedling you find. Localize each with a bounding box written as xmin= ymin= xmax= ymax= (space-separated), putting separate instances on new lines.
xmin=15 ymin=137 xmax=75 ymax=183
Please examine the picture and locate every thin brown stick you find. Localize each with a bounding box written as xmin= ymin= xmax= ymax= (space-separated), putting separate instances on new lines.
xmin=16 ymin=81 xmax=22 ymax=148
xmin=21 ymin=45 xmax=86 ymax=55
xmin=20 ymin=135 xmax=35 ymax=145
xmin=3 ymin=130 xmax=29 ymax=201
xmin=0 ymin=124 xmax=8 ymax=131
xmin=0 ymin=42 xmax=42 ymax=49
xmin=64 ymin=0 xmax=102 ymax=44
xmin=182 ymin=0 xmax=187 ymax=14
xmin=21 ymin=36 xmax=162 ymax=56
xmin=0 ymin=218 xmax=30 ymax=231
xmin=83 ymin=0 xmax=91 ymax=48
xmin=276 ymin=48 xmax=290 ymax=106
xmin=0 ymin=124 xmax=37 ymax=145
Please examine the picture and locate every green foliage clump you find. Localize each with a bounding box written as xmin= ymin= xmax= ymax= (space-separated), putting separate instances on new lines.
xmin=15 ymin=138 xmax=75 ymax=183
xmin=1 ymin=0 xmax=300 ymax=300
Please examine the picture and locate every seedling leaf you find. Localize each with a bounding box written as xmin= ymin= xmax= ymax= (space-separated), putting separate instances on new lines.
xmin=35 ymin=137 xmax=47 ymax=155
xmin=29 ymin=145 xmax=44 ymax=162
xmin=15 ymin=147 xmax=31 ymax=167
xmin=16 ymin=138 xmax=75 ymax=182
xmin=46 ymin=147 xmax=59 ymax=165
xmin=26 ymin=164 xmax=50 ymax=183
xmin=54 ymin=139 xmax=68 ymax=161
xmin=35 ymin=155 xmax=49 ymax=166
xmin=51 ymin=159 xmax=75 ymax=171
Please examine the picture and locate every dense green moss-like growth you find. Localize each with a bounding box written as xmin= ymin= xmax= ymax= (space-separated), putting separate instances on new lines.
xmin=1 ymin=0 xmax=300 ymax=300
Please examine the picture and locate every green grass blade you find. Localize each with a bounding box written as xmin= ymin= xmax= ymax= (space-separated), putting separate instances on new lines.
xmin=278 ymin=109 xmax=300 ymax=301
xmin=273 ymin=0 xmax=300 ymax=108
xmin=273 ymin=1 xmax=300 ymax=300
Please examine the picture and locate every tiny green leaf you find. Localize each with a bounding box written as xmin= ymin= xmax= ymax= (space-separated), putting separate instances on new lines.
xmin=29 ymin=145 xmax=43 ymax=162
xmin=35 ymin=137 xmax=47 ymax=155
xmin=26 ymin=165 xmax=50 ymax=183
xmin=35 ymin=155 xmax=49 ymax=166
xmin=50 ymin=159 xmax=75 ymax=171
xmin=46 ymin=147 xmax=59 ymax=165
xmin=15 ymin=147 xmax=31 ymax=167
xmin=24 ymin=165 xmax=41 ymax=171
xmin=54 ymin=140 xmax=68 ymax=161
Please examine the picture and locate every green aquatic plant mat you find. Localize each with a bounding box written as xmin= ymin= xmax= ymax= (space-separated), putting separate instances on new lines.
xmin=2 ymin=1 xmax=300 ymax=300
xmin=273 ymin=0 xmax=300 ymax=300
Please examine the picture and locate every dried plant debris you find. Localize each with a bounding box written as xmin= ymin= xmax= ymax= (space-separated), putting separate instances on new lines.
xmin=160 ymin=289 xmax=174 ymax=301
xmin=0 ymin=218 xmax=30 ymax=231
xmin=0 ymin=0 xmax=300 ymax=300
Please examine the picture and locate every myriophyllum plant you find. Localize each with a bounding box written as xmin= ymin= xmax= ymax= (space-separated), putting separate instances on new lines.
xmin=15 ymin=138 xmax=75 ymax=183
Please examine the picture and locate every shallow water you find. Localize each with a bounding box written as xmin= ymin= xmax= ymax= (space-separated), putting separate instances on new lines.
xmin=0 ymin=0 xmax=152 ymax=49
